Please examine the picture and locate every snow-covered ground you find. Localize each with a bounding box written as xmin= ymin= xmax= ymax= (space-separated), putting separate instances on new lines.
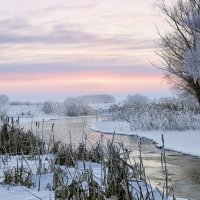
xmin=90 ymin=120 xmax=200 ymax=157
xmin=6 ymin=104 xmax=64 ymax=124
xmin=0 ymin=154 xmax=185 ymax=200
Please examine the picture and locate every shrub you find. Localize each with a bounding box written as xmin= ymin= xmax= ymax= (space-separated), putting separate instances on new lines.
xmin=42 ymin=101 xmax=61 ymax=114
xmin=0 ymin=116 xmax=43 ymax=155
xmin=63 ymin=97 xmax=89 ymax=116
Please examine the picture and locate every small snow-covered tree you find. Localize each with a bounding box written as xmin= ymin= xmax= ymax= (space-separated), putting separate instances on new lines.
xmin=0 ymin=95 xmax=9 ymax=113
xmin=157 ymin=0 xmax=200 ymax=104
xmin=42 ymin=101 xmax=61 ymax=114
xmin=63 ymin=97 xmax=89 ymax=116
xmin=42 ymin=101 xmax=54 ymax=114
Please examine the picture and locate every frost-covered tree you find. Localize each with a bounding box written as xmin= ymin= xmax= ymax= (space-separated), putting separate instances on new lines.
xmin=0 ymin=95 xmax=9 ymax=113
xmin=42 ymin=101 xmax=61 ymax=114
xmin=157 ymin=0 xmax=200 ymax=104
xmin=63 ymin=97 xmax=89 ymax=116
xmin=42 ymin=101 xmax=54 ymax=114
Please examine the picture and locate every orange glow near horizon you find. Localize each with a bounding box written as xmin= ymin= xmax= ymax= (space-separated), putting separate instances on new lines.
xmin=0 ymin=72 xmax=167 ymax=94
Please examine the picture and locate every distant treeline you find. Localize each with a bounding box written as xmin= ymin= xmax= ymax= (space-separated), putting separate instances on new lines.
xmin=42 ymin=94 xmax=116 ymax=116
xmin=10 ymin=101 xmax=43 ymax=105
xmin=77 ymin=95 xmax=115 ymax=104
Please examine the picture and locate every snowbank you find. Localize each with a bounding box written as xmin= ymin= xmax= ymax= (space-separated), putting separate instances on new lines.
xmin=90 ymin=120 xmax=200 ymax=157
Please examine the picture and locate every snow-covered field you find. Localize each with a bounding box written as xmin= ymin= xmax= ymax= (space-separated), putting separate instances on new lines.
xmin=91 ymin=120 xmax=200 ymax=157
xmin=6 ymin=104 xmax=64 ymax=124
xmin=0 ymin=154 xmax=186 ymax=200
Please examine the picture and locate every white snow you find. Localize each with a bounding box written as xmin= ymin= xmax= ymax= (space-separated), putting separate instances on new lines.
xmin=0 ymin=185 xmax=53 ymax=200
xmin=90 ymin=120 xmax=200 ymax=157
xmin=6 ymin=104 xmax=65 ymax=124
xmin=0 ymin=154 xmax=54 ymax=200
xmin=0 ymin=154 xmax=185 ymax=200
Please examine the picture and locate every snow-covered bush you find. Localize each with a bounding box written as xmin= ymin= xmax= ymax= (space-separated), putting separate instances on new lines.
xmin=42 ymin=101 xmax=61 ymax=114
xmin=0 ymin=95 xmax=9 ymax=113
xmin=63 ymin=97 xmax=89 ymax=116
xmin=109 ymin=97 xmax=200 ymax=131
xmin=42 ymin=98 xmax=90 ymax=116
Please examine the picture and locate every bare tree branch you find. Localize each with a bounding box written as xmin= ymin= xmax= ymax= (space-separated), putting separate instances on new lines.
xmin=156 ymin=0 xmax=200 ymax=104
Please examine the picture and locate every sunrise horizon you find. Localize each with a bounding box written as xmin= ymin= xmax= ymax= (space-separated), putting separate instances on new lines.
xmin=0 ymin=0 xmax=173 ymax=102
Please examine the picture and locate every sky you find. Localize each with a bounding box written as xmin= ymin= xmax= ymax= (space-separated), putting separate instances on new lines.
xmin=0 ymin=0 xmax=172 ymax=102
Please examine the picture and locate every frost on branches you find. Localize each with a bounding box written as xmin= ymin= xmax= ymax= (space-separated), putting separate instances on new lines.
xmin=109 ymin=97 xmax=200 ymax=131
xmin=157 ymin=0 xmax=200 ymax=103
xmin=185 ymin=40 xmax=200 ymax=82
